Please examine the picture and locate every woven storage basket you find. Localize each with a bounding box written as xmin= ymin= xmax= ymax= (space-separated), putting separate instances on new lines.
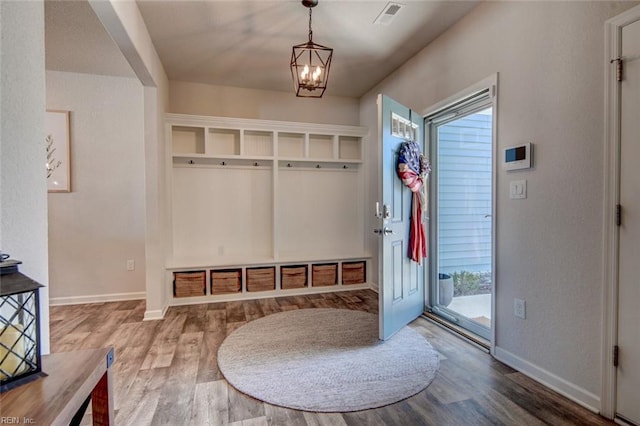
xmin=247 ymin=267 xmax=276 ymax=292
xmin=211 ymin=269 xmax=242 ymax=294
xmin=312 ymin=263 xmax=337 ymax=287
xmin=342 ymin=261 xmax=366 ymax=285
xmin=281 ymin=265 xmax=307 ymax=289
xmin=174 ymin=271 xmax=206 ymax=297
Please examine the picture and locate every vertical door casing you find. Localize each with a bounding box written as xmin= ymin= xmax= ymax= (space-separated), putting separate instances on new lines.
xmin=616 ymin=16 xmax=640 ymax=425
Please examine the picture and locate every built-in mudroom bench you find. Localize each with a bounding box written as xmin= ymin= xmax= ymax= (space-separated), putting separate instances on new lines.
xmin=165 ymin=113 xmax=370 ymax=305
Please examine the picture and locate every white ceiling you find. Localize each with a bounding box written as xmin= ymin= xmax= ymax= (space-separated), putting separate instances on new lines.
xmin=45 ymin=0 xmax=479 ymax=98
xmin=45 ymin=0 xmax=136 ymax=79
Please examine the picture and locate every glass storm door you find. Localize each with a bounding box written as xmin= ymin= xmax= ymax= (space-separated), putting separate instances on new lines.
xmin=427 ymin=90 xmax=494 ymax=341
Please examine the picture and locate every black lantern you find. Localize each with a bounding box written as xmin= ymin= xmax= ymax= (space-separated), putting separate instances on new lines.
xmin=290 ymin=0 xmax=333 ymax=98
xmin=0 ymin=262 xmax=45 ymax=392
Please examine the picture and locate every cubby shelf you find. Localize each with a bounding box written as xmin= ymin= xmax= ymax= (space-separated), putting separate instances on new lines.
xmin=171 ymin=258 xmax=370 ymax=301
xmin=167 ymin=114 xmax=366 ymax=163
xmin=165 ymin=113 xmax=369 ymax=304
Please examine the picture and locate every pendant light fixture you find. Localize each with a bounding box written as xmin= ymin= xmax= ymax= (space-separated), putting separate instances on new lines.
xmin=290 ymin=0 xmax=333 ymax=98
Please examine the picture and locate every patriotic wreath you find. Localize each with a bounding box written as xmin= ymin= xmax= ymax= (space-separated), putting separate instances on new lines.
xmin=397 ymin=140 xmax=431 ymax=264
xmin=397 ymin=140 xmax=430 ymax=192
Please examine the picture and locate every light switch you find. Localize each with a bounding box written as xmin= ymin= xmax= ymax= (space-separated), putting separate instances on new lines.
xmin=510 ymin=180 xmax=527 ymax=199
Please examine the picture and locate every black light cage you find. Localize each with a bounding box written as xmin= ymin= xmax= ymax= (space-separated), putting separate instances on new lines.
xmin=0 ymin=277 xmax=44 ymax=392
xmin=290 ymin=41 xmax=333 ymax=98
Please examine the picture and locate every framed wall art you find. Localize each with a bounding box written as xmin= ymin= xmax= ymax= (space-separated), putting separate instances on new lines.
xmin=45 ymin=110 xmax=71 ymax=192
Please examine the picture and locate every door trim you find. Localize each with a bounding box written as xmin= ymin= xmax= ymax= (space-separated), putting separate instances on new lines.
xmin=602 ymin=4 xmax=640 ymax=420
xmin=422 ymin=73 xmax=498 ymax=355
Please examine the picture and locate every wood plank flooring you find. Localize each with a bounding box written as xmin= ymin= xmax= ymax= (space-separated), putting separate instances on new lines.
xmin=48 ymin=290 xmax=613 ymax=425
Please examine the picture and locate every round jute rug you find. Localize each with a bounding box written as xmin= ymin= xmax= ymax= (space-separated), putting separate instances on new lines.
xmin=217 ymin=308 xmax=439 ymax=412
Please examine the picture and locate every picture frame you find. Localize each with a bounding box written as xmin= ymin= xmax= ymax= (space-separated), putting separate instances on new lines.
xmin=45 ymin=110 xmax=71 ymax=192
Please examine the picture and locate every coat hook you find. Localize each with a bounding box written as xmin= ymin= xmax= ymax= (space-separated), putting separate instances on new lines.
xmin=343 ymin=165 xmax=348 ymax=169
xmin=254 ymin=162 xmax=259 ymax=167
xmin=188 ymin=160 xmax=195 ymax=165
xmin=316 ymin=164 xmax=321 ymax=169
xmin=287 ymin=163 xmax=292 ymax=168
xmin=221 ymin=161 xmax=226 ymax=166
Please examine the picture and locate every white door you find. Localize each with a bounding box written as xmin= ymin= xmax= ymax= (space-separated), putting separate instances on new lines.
xmin=377 ymin=94 xmax=425 ymax=340
xmin=617 ymin=15 xmax=640 ymax=426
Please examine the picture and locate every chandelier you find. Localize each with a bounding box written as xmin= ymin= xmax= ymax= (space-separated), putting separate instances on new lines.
xmin=290 ymin=0 xmax=333 ymax=98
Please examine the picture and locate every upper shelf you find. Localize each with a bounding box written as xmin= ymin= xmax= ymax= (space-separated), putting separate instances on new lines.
xmin=167 ymin=113 xmax=368 ymax=163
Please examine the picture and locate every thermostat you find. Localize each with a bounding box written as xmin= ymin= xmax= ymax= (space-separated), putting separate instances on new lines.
xmin=503 ymin=143 xmax=532 ymax=170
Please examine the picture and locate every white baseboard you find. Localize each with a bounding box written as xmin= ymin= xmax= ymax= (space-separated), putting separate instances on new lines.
xmin=49 ymin=291 xmax=145 ymax=306
xmin=143 ymin=305 xmax=168 ymax=321
xmin=494 ymin=346 xmax=601 ymax=413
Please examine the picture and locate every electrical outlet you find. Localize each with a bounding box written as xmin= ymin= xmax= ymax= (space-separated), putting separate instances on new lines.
xmin=126 ymin=259 xmax=135 ymax=271
xmin=514 ymin=298 xmax=526 ymax=319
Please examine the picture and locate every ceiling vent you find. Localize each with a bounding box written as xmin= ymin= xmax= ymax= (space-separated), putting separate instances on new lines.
xmin=374 ymin=2 xmax=404 ymax=26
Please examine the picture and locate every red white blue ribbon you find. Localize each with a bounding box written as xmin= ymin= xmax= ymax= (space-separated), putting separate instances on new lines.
xmin=397 ymin=140 xmax=431 ymax=264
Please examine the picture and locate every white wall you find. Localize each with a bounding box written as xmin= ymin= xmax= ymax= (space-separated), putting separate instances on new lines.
xmin=170 ymin=81 xmax=360 ymax=126
xmin=46 ymin=71 xmax=145 ymax=303
xmin=89 ymin=0 xmax=170 ymax=320
xmin=0 ymin=0 xmax=50 ymax=353
xmin=143 ymin=82 xmax=169 ymax=320
xmin=360 ymin=0 xmax=638 ymax=410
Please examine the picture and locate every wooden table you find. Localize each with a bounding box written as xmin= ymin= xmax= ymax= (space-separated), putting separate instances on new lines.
xmin=0 ymin=347 xmax=115 ymax=425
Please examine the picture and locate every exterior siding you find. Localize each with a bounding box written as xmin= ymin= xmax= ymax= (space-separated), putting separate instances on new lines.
xmin=437 ymin=111 xmax=492 ymax=274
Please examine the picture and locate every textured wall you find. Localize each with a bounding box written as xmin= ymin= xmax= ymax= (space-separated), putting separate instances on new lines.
xmin=170 ymin=81 xmax=361 ymax=126
xmin=360 ymin=0 xmax=638 ymax=406
xmin=46 ymin=71 xmax=146 ymax=301
xmin=87 ymin=0 xmax=171 ymax=318
xmin=0 ymin=0 xmax=50 ymax=353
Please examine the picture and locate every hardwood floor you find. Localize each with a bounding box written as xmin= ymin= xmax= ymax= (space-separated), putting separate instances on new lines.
xmin=49 ymin=290 xmax=612 ymax=425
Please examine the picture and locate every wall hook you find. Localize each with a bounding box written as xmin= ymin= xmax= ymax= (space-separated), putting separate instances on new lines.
xmin=287 ymin=163 xmax=292 ymax=168
xmin=188 ymin=160 xmax=195 ymax=165
xmin=221 ymin=161 xmax=226 ymax=166
xmin=254 ymin=162 xmax=259 ymax=167
xmin=316 ymin=164 xmax=321 ymax=169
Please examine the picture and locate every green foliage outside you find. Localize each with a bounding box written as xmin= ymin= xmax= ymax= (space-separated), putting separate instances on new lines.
xmin=451 ymin=271 xmax=492 ymax=296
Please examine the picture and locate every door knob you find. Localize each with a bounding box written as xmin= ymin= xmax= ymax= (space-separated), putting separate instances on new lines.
xmin=374 ymin=227 xmax=393 ymax=235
